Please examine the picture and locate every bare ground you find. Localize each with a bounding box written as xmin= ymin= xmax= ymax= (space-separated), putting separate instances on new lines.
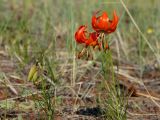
xmin=0 ymin=48 xmax=160 ymax=120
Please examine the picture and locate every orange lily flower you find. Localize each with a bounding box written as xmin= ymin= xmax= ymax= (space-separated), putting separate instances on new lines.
xmin=92 ymin=10 xmax=119 ymax=34
xmin=75 ymin=26 xmax=100 ymax=47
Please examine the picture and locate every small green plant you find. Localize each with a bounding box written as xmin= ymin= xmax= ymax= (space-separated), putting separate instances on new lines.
xmin=28 ymin=53 xmax=58 ymax=120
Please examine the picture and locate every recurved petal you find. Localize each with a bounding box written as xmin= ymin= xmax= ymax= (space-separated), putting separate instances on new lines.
xmin=98 ymin=12 xmax=109 ymax=29
xmin=92 ymin=15 xmax=99 ymax=30
xmin=101 ymin=12 xmax=109 ymax=22
xmin=75 ymin=25 xmax=87 ymax=43
xmin=109 ymin=10 xmax=119 ymax=30
xmin=90 ymin=32 xmax=99 ymax=41
xmin=85 ymin=32 xmax=99 ymax=46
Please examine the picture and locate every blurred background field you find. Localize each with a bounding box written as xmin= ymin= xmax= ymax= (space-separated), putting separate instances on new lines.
xmin=0 ymin=0 xmax=160 ymax=119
